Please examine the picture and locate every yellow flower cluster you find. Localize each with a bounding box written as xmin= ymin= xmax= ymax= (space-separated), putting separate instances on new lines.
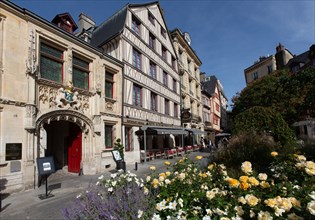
xmin=295 ymin=155 xmax=315 ymax=176
xmin=264 ymin=196 xmax=301 ymax=217
xmin=271 ymin=151 xmax=278 ymax=157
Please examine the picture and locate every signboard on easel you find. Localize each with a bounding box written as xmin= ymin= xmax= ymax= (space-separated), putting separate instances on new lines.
xmin=36 ymin=156 xmax=56 ymax=199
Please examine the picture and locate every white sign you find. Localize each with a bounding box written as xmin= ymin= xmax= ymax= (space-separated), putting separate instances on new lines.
xmin=43 ymin=162 xmax=51 ymax=171
xmin=112 ymin=150 xmax=122 ymax=161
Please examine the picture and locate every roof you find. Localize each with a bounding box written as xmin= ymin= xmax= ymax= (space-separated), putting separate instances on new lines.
xmin=286 ymin=51 xmax=310 ymax=67
xmin=201 ymin=75 xmax=218 ymax=95
xmin=90 ymin=5 xmax=128 ymax=47
xmin=90 ymin=1 xmax=160 ymax=48
xmin=51 ymin=12 xmax=78 ymax=31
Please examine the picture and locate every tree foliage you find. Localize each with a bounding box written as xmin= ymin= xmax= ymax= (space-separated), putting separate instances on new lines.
xmin=232 ymin=67 xmax=315 ymax=125
xmin=232 ymin=106 xmax=295 ymax=145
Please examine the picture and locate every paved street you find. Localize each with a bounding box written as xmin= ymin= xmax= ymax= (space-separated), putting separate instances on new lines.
xmin=0 ymin=151 xmax=210 ymax=220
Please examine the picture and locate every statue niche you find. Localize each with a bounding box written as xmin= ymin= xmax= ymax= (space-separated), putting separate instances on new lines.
xmin=56 ymin=81 xmax=81 ymax=110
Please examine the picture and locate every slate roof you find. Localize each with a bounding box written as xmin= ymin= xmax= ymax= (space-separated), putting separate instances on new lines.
xmin=90 ymin=1 xmax=159 ymax=48
xmin=201 ymin=75 xmax=218 ymax=95
xmin=286 ymin=51 xmax=310 ymax=67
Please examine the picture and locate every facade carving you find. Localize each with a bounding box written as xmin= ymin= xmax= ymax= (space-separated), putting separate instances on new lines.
xmin=25 ymin=29 xmax=38 ymax=77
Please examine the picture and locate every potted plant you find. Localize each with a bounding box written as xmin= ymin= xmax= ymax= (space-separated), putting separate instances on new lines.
xmin=113 ymin=138 xmax=126 ymax=171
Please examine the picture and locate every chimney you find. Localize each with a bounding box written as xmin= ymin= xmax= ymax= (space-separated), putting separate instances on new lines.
xmin=78 ymin=13 xmax=95 ymax=33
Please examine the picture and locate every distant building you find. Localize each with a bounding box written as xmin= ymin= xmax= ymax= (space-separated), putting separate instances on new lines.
xmin=244 ymin=43 xmax=293 ymax=85
xmin=201 ymin=75 xmax=224 ymax=142
xmin=286 ymin=44 xmax=315 ymax=74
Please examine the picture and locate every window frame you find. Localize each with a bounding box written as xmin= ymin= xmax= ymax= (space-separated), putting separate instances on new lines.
xmin=163 ymin=71 xmax=168 ymax=87
xmin=105 ymin=125 xmax=114 ymax=149
xmin=149 ymin=32 xmax=156 ymax=50
xmin=105 ymin=71 xmax=114 ymax=99
xmin=72 ymin=55 xmax=90 ymax=90
xmin=132 ymin=48 xmax=142 ymax=70
xmin=151 ymin=92 xmax=158 ymax=112
xmin=173 ymin=78 xmax=177 ymax=93
xmin=165 ymin=99 xmax=170 ymax=115
xmin=150 ymin=61 xmax=156 ymax=79
xmin=161 ymin=27 xmax=166 ymax=38
xmin=174 ymin=103 xmax=178 ymax=117
xmin=39 ymin=42 xmax=64 ymax=83
xmin=162 ymin=45 xmax=167 ymax=60
xmin=133 ymin=84 xmax=142 ymax=107
xmin=131 ymin=15 xmax=141 ymax=36
xmin=148 ymin=11 xmax=155 ymax=26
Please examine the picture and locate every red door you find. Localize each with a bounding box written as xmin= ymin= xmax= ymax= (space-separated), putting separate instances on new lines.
xmin=68 ymin=124 xmax=82 ymax=173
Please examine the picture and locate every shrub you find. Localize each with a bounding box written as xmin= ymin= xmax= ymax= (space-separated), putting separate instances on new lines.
xmin=212 ymin=132 xmax=277 ymax=173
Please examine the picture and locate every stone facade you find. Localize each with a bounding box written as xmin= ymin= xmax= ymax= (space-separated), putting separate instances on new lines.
xmin=0 ymin=1 xmax=123 ymax=193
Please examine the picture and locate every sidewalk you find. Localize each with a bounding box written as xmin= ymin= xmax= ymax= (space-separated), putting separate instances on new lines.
xmin=0 ymin=151 xmax=210 ymax=220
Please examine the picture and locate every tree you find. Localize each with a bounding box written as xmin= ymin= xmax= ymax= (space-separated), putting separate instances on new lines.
xmin=232 ymin=106 xmax=295 ymax=146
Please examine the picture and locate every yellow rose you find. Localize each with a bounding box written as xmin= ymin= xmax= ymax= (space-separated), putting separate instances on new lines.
xmin=159 ymin=173 xmax=166 ymax=178
xmin=245 ymin=194 xmax=260 ymax=206
xmin=264 ymin=198 xmax=277 ymax=208
xmin=248 ymin=177 xmax=259 ymax=186
xmin=258 ymin=173 xmax=268 ymax=181
xmin=289 ymin=197 xmax=301 ymax=208
xmin=271 ymin=151 xmax=278 ymax=157
xmin=165 ymin=171 xmax=171 ymax=176
xmin=195 ymin=155 xmax=203 ymax=160
xmin=239 ymin=175 xmax=249 ymax=183
xmin=207 ymin=164 xmax=214 ymax=170
xmin=240 ymin=182 xmax=250 ymax=190
xmin=260 ymin=181 xmax=270 ymax=188
xmin=165 ymin=161 xmax=171 ymax=166
xmin=150 ymin=166 xmax=156 ymax=171
xmin=226 ymin=178 xmax=240 ymax=188
xmin=305 ymin=161 xmax=315 ymax=176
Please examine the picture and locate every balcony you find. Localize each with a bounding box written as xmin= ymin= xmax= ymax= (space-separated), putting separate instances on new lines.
xmin=205 ymin=121 xmax=212 ymax=127
xmin=191 ymin=113 xmax=201 ymax=123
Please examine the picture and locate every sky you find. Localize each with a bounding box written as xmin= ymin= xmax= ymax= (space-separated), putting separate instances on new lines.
xmin=11 ymin=0 xmax=315 ymax=108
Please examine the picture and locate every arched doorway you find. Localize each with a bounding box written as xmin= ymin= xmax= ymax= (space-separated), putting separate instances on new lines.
xmin=44 ymin=121 xmax=82 ymax=173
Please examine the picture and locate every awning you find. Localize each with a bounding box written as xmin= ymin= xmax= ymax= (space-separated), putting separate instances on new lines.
xmin=215 ymin=133 xmax=231 ymax=137
xmin=135 ymin=126 xmax=188 ymax=135
xmin=186 ymin=129 xmax=207 ymax=135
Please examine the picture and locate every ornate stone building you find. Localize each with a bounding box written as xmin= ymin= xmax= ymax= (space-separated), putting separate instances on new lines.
xmin=83 ymin=2 xmax=181 ymax=154
xmin=0 ymin=0 xmax=123 ymax=192
xmin=170 ymin=29 xmax=203 ymax=135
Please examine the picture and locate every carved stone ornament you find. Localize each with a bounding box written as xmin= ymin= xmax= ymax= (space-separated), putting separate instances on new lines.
xmin=56 ymin=81 xmax=82 ymax=111
xmin=25 ymin=29 xmax=38 ymax=76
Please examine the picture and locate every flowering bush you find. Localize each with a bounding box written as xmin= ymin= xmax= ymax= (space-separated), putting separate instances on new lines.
xmin=63 ymin=153 xmax=314 ymax=220
xmin=63 ymin=171 xmax=156 ymax=220
xmin=146 ymin=154 xmax=315 ymax=219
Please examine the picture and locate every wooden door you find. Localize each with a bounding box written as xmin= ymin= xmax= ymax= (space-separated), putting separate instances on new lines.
xmin=68 ymin=124 xmax=82 ymax=173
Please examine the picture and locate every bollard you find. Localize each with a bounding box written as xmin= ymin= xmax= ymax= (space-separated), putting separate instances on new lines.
xmin=135 ymin=162 xmax=138 ymax=171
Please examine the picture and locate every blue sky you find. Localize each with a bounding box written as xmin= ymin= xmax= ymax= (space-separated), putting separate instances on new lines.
xmin=11 ymin=0 xmax=315 ymax=108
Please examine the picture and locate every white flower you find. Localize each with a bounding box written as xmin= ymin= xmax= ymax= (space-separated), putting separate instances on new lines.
xmin=249 ymin=210 xmax=255 ymax=218
xmin=110 ymin=173 xmax=117 ymax=178
xmin=202 ymin=216 xmax=211 ymax=220
xmin=257 ymin=211 xmax=273 ymax=220
xmin=274 ymin=207 xmax=285 ymax=217
xmin=309 ymin=191 xmax=315 ymax=200
xmin=307 ymin=200 xmax=315 ymax=215
xmin=111 ymin=180 xmax=117 ymax=186
xmin=206 ymin=209 xmax=212 ymax=216
xmin=96 ymin=181 xmax=100 ymax=186
xmin=108 ymin=187 xmax=113 ymax=192
xmin=241 ymin=161 xmax=252 ymax=174
xmin=76 ymin=194 xmax=81 ymax=199
xmin=258 ymin=173 xmax=268 ymax=181
xmin=151 ymin=213 xmax=161 ymax=220
xmin=168 ymin=201 xmax=177 ymax=210
xmin=98 ymin=175 xmax=104 ymax=180
xmin=137 ymin=210 xmax=143 ymax=218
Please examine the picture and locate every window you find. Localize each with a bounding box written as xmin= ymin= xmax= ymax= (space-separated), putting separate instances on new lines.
xmin=174 ymin=103 xmax=178 ymax=117
xmin=178 ymin=50 xmax=183 ymax=64
xmin=162 ymin=46 xmax=167 ymax=60
xmin=133 ymin=84 xmax=142 ymax=107
xmin=165 ymin=99 xmax=170 ymax=115
xmin=267 ymin=65 xmax=273 ymax=74
xmin=105 ymin=71 xmax=114 ymax=98
xmin=253 ymin=72 xmax=258 ymax=80
xmin=216 ymin=103 xmax=220 ymax=112
xmin=172 ymin=56 xmax=176 ymax=69
xmin=125 ymin=127 xmax=132 ymax=152
xmin=105 ymin=125 xmax=113 ymax=149
xmin=151 ymin=92 xmax=157 ymax=112
xmin=173 ymin=78 xmax=177 ymax=92
xmin=133 ymin=48 xmax=141 ymax=70
xmin=187 ymin=59 xmax=191 ymax=73
xmin=132 ymin=15 xmax=141 ymax=36
xmin=148 ymin=11 xmax=155 ymax=26
xmin=161 ymin=27 xmax=166 ymax=38
xmin=163 ymin=71 xmax=168 ymax=86
xmin=40 ymin=42 xmax=64 ymax=83
xmin=150 ymin=61 xmax=156 ymax=79
xmin=73 ymin=56 xmax=89 ymax=90
xmin=149 ymin=33 xmax=155 ymax=50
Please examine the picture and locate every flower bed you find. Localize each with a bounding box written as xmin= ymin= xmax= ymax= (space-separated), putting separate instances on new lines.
xmin=63 ymin=152 xmax=315 ymax=219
